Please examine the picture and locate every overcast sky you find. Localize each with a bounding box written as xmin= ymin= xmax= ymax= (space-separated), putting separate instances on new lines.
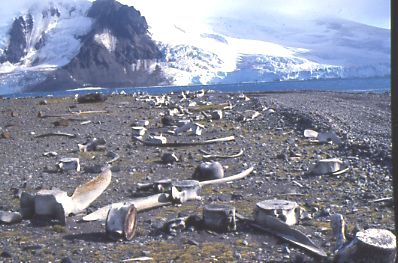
xmin=126 ymin=0 xmax=391 ymax=29
xmin=0 ymin=0 xmax=391 ymax=29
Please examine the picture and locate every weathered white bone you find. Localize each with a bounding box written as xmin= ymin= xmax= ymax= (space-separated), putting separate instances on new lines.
xmin=203 ymin=204 xmax=236 ymax=232
xmin=132 ymin=127 xmax=147 ymax=137
xmin=161 ymin=153 xmax=179 ymax=164
xmin=145 ymin=135 xmax=167 ymax=144
xmin=335 ymin=228 xmax=396 ymax=263
xmin=310 ymin=158 xmax=348 ymax=175
xmin=198 ymin=166 xmax=254 ymax=187
xmin=331 ymin=213 xmax=346 ymax=251
xmin=304 ymin=129 xmax=341 ymax=144
xmin=238 ymin=213 xmax=327 ymax=258
xmin=193 ymin=161 xmax=224 ymax=181
xmin=106 ymin=204 xmax=138 ymax=241
xmin=70 ymin=169 xmax=112 ymax=214
xmin=254 ymin=199 xmax=300 ymax=226
xmin=36 ymin=132 xmax=77 ymax=138
xmin=43 ymin=151 xmax=58 ymax=157
xmin=176 ymin=123 xmax=204 ymax=136
xmin=78 ymin=138 xmax=106 ymax=152
xmin=137 ymin=179 xmax=174 ymax=192
xmin=83 ymin=167 xmax=254 ymax=222
xmin=171 ymin=181 xmax=201 ymax=203
xmin=135 ymin=120 xmax=149 ymax=127
xmin=136 ymin=135 xmax=235 ymax=147
xmin=58 ymin=158 xmax=80 ymax=172
xmin=200 ymin=148 xmax=244 ymax=160
xmin=34 ymin=189 xmax=73 ymax=216
xmin=82 ymin=193 xmax=172 ymax=221
xmin=304 ymin=129 xmax=318 ymax=138
xmin=21 ymin=170 xmax=111 ymax=223
xmin=0 ymin=211 xmax=22 ymax=224
xmin=164 ymin=216 xmax=190 ymax=233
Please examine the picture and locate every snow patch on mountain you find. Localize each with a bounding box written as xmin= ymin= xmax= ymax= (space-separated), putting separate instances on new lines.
xmin=131 ymin=1 xmax=390 ymax=85
xmin=94 ymin=29 xmax=118 ymax=52
xmin=0 ymin=0 xmax=93 ymax=73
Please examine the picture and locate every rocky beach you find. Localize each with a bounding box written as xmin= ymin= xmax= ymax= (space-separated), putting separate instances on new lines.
xmin=0 ymin=90 xmax=393 ymax=262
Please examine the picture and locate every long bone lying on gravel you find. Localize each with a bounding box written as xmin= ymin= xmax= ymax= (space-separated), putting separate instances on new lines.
xmin=199 ymin=148 xmax=244 ymax=160
xmin=35 ymin=132 xmax=77 ymax=138
xmin=82 ymin=167 xmax=254 ymax=222
xmin=236 ymin=213 xmax=327 ymax=258
xmin=20 ymin=169 xmax=112 ymax=224
xmin=134 ymin=135 xmax=235 ymax=147
xmin=38 ymin=110 xmax=108 ymax=118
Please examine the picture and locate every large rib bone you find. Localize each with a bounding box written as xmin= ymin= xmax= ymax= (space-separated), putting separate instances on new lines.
xmin=83 ymin=167 xmax=254 ymax=222
xmin=21 ymin=169 xmax=111 ymax=223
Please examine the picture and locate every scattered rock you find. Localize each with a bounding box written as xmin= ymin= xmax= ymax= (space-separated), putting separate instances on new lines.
xmin=193 ymin=161 xmax=224 ymax=181
xmin=132 ymin=127 xmax=147 ymax=137
xmin=310 ymin=158 xmax=348 ymax=175
xmin=78 ymin=138 xmax=106 ymax=152
xmin=77 ymin=93 xmax=107 ymax=103
xmin=161 ymin=153 xmax=179 ymax=164
xmin=211 ymin=110 xmax=223 ymax=120
xmin=0 ymin=211 xmax=22 ymax=224
xmin=58 ymin=158 xmax=81 ymax=172
xmin=1 ymin=131 xmax=11 ymax=139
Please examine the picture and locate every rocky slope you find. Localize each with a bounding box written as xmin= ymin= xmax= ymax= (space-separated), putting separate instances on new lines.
xmin=0 ymin=91 xmax=393 ymax=262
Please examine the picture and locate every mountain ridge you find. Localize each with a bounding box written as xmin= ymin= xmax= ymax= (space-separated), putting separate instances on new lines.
xmin=0 ymin=0 xmax=390 ymax=95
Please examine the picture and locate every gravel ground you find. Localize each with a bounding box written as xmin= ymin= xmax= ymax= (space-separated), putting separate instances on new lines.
xmin=0 ymin=90 xmax=393 ymax=262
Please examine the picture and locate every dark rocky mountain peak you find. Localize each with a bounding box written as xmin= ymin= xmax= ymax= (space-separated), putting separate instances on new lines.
xmin=2 ymin=15 xmax=34 ymax=63
xmin=31 ymin=0 xmax=168 ymax=91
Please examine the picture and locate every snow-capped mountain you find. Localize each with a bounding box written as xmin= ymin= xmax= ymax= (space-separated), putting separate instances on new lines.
xmin=0 ymin=0 xmax=390 ymax=94
xmin=0 ymin=0 xmax=166 ymax=94
xmin=140 ymin=5 xmax=390 ymax=85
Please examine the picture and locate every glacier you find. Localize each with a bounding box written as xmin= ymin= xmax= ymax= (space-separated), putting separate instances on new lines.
xmin=0 ymin=0 xmax=391 ymax=94
xmin=132 ymin=0 xmax=390 ymax=85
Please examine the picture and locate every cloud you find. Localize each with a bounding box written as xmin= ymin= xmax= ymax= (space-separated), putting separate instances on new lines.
xmin=124 ymin=0 xmax=390 ymax=29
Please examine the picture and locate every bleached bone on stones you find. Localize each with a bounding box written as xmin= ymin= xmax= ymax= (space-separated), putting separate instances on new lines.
xmin=21 ymin=170 xmax=111 ymax=223
xmin=106 ymin=204 xmax=138 ymax=241
xmin=78 ymin=138 xmax=106 ymax=152
xmin=171 ymin=180 xmax=202 ymax=203
xmin=203 ymin=204 xmax=236 ymax=232
xmin=310 ymin=158 xmax=348 ymax=175
xmin=58 ymin=158 xmax=80 ymax=172
xmin=254 ymin=200 xmax=300 ymax=226
xmin=331 ymin=213 xmax=347 ymax=251
xmin=175 ymin=123 xmax=204 ymax=136
xmin=335 ymin=228 xmax=396 ymax=263
xmin=145 ymin=135 xmax=167 ymax=145
xmin=304 ymin=129 xmax=342 ymax=144
xmin=0 ymin=211 xmax=22 ymax=224
xmin=83 ymin=167 xmax=254 ymax=222
xmin=161 ymin=153 xmax=179 ymax=164
xmin=131 ymin=127 xmax=147 ymax=137
xmin=134 ymin=120 xmax=149 ymax=127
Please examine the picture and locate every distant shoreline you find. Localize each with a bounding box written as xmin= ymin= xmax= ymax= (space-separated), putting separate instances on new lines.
xmin=0 ymin=77 xmax=391 ymax=99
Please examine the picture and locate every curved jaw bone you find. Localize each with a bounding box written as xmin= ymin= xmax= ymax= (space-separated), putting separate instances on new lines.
xmin=20 ymin=169 xmax=112 ymax=224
